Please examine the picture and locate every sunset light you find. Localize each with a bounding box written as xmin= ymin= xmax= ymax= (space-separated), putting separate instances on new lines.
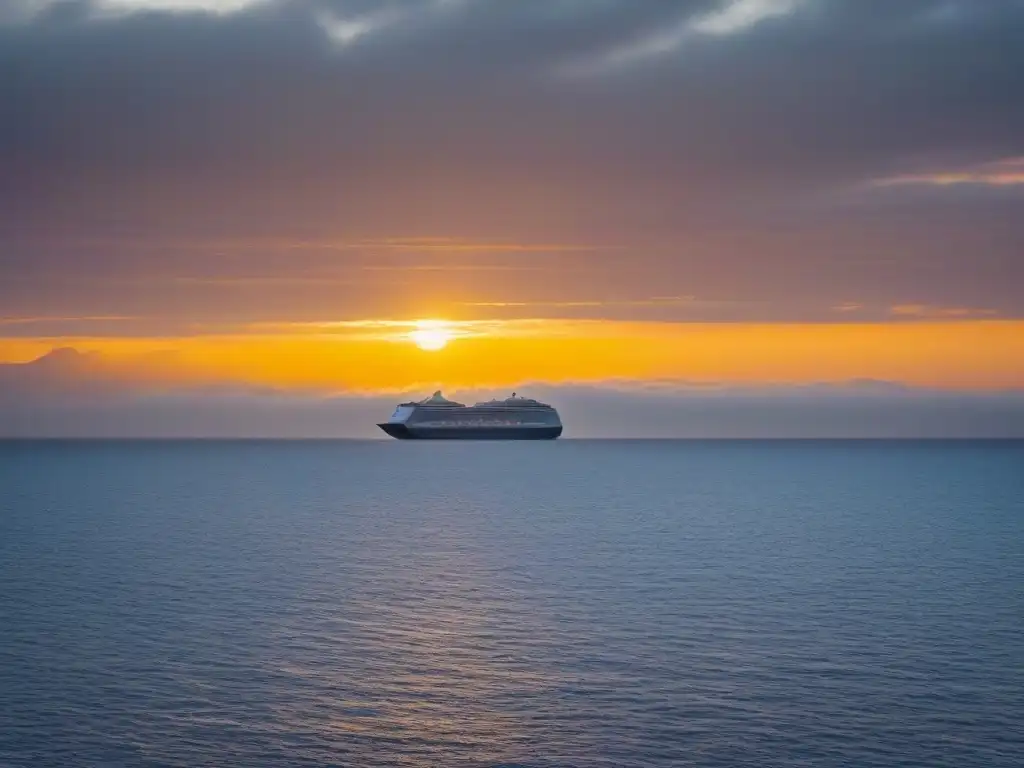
xmin=4 ymin=5 xmax=1024 ymax=768
xmin=408 ymin=320 xmax=454 ymax=351
xmin=1 ymin=0 xmax=1022 ymax=436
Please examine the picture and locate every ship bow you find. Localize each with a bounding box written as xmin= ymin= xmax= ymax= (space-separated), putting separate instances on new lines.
xmin=377 ymin=423 xmax=413 ymax=439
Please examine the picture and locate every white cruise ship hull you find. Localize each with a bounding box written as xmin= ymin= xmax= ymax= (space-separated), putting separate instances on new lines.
xmin=379 ymin=391 xmax=563 ymax=440
xmin=378 ymin=423 xmax=562 ymax=440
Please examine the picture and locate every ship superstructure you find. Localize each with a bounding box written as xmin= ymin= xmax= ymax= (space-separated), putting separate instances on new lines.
xmin=377 ymin=391 xmax=562 ymax=440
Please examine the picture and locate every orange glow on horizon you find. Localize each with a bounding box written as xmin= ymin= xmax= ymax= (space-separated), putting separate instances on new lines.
xmin=1 ymin=319 xmax=1022 ymax=393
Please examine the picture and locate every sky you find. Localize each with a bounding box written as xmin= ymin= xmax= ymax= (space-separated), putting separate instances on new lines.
xmin=2 ymin=0 xmax=1023 ymax=436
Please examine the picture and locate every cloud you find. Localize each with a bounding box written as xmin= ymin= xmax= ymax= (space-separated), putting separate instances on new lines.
xmin=875 ymin=156 xmax=1024 ymax=188
xmin=0 ymin=315 xmax=136 ymax=326
xmin=2 ymin=0 xmax=1024 ymax=329
xmin=459 ymin=297 xmax=696 ymax=310
xmin=890 ymin=304 xmax=998 ymax=319
xmin=557 ymin=0 xmax=808 ymax=76
xmin=7 ymin=0 xmax=265 ymax=21
xmin=6 ymin=1 xmax=1024 ymax=199
xmin=832 ymin=302 xmax=864 ymax=313
xmin=3 ymin=349 xmax=1023 ymax=437
xmin=315 ymin=4 xmax=408 ymax=48
xmin=692 ymin=0 xmax=805 ymax=36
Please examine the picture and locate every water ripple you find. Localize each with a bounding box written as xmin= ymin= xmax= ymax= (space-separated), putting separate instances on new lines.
xmin=1 ymin=439 xmax=1022 ymax=767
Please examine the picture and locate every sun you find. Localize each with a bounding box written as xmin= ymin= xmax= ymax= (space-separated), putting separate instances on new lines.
xmin=410 ymin=328 xmax=450 ymax=351
xmin=408 ymin=320 xmax=453 ymax=351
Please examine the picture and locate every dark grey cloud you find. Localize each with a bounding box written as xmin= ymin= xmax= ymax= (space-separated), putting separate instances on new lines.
xmin=2 ymin=348 xmax=1024 ymax=437
xmin=2 ymin=0 xmax=1023 ymax=321
xmin=7 ymin=0 xmax=1023 ymax=191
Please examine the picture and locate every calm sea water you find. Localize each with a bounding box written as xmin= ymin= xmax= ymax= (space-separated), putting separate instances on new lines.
xmin=1 ymin=439 xmax=1022 ymax=767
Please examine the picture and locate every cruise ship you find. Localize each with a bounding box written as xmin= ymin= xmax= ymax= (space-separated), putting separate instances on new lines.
xmin=377 ymin=391 xmax=563 ymax=440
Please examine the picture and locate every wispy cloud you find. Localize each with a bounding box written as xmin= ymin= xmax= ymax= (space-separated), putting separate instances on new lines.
xmin=166 ymin=276 xmax=361 ymax=286
xmin=240 ymin=317 xmax=554 ymax=342
xmin=0 ymin=315 xmax=137 ymax=326
xmin=890 ymin=304 xmax=998 ymax=319
xmin=832 ymin=302 xmax=864 ymax=313
xmin=2 ymin=234 xmax=599 ymax=254
xmin=20 ymin=0 xmax=270 ymax=19
xmin=359 ymin=238 xmax=601 ymax=254
xmin=360 ymin=264 xmax=555 ymax=273
xmin=315 ymin=6 xmax=407 ymax=48
xmin=875 ymin=157 xmax=1024 ymax=188
xmin=690 ymin=0 xmax=805 ymax=37
xmin=460 ymin=297 xmax=696 ymax=309
xmin=559 ymin=0 xmax=807 ymax=77
xmin=315 ymin=0 xmax=472 ymax=49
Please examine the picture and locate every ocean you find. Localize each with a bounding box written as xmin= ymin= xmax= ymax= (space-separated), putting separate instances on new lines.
xmin=1 ymin=439 xmax=1021 ymax=767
